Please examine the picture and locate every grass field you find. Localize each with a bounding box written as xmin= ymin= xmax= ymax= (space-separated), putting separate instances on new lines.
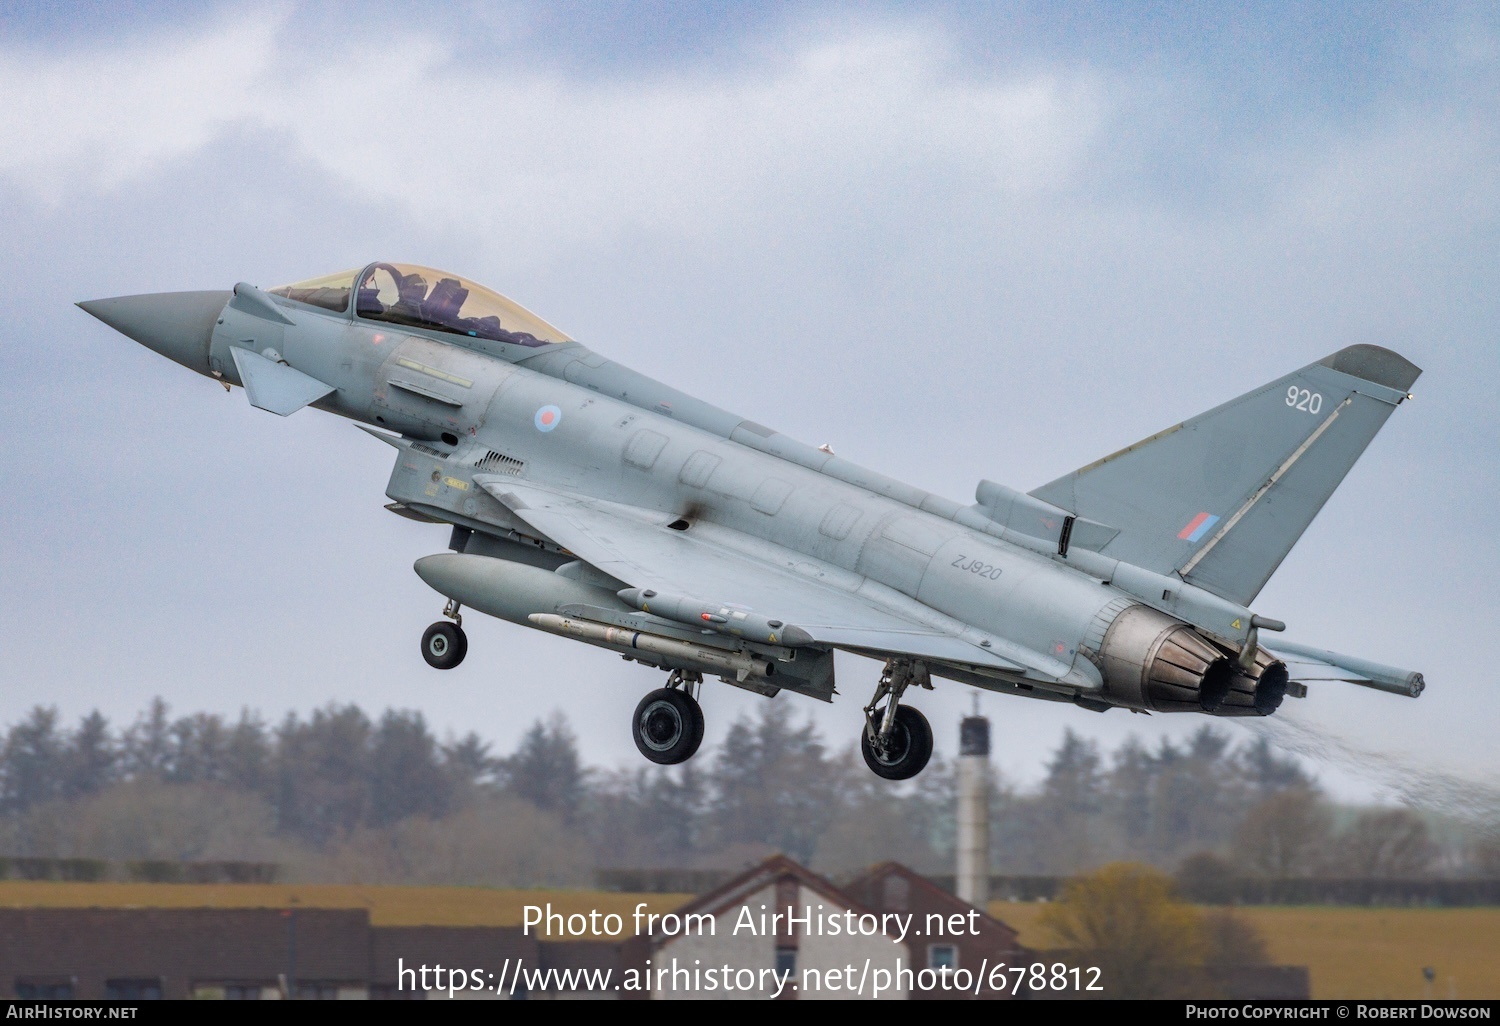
xmin=988 ymin=900 xmax=1500 ymax=1000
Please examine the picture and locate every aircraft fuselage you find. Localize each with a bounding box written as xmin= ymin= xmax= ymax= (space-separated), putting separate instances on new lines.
xmin=80 ymin=267 xmax=1425 ymax=776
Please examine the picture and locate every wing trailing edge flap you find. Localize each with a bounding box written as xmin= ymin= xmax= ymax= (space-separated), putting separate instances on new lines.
xmin=1263 ymin=640 xmax=1425 ymax=698
xmin=800 ymin=626 xmax=1028 ymax=673
xmin=473 ymin=476 xmax=1032 ymax=675
xmin=230 ymin=346 xmax=336 ymax=416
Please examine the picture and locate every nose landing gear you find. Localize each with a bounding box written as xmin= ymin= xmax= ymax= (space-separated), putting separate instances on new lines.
xmin=861 ymin=658 xmax=934 ymax=780
xmin=421 ymin=599 xmax=468 ymax=670
xmin=632 ymin=670 xmax=705 ymax=765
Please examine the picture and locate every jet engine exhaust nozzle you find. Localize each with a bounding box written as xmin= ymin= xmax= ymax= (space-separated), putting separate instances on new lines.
xmin=1093 ymin=604 xmax=1239 ymax=714
xmin=1211 ymin=646 xmax=1291 ymax=718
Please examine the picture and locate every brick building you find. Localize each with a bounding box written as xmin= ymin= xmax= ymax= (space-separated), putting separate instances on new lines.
xmin=0 ymin=909 xmax=593 ymax=1000
xmin=0 ymin=859 xmax=1300 ymax=999
xmin=625 ymin=855 xmax=1031 ymax=1000
xmin=844 ymin=861 xmax=1028 ymax=999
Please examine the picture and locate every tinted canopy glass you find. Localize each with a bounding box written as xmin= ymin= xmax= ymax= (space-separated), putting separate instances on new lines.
xmin=269 ymin=268 xmax=360 ymax=313
xmin=355 ymin=263 xmax=570 ymax=347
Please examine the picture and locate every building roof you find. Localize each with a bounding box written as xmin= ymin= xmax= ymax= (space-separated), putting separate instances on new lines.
xmin=0 ymin=882 xmax=689 ymax=927
xmin=0 ymin=908 xmax=621 ymax=998
xmin=643 ymin=854 xmax=888 ymax=942
xmin=0 ymin=908 xmax=371 ymax=986
xmin=845 ymin=862 xmax=1022 ymax=944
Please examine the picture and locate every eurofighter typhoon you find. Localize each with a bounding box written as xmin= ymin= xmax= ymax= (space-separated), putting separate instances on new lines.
xmin=79 ymin=265 xmax=1426 ymax=779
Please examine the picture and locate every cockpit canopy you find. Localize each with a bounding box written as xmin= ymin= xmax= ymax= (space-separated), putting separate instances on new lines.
xmin=269 ymin=268 xmax=360 ymax=313
xmin=269 ymin=263 xmax=571 ymax=347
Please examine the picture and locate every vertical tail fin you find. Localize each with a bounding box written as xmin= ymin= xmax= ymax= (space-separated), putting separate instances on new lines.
xmin=1030 ymin=345 xmax=1421 ymax=605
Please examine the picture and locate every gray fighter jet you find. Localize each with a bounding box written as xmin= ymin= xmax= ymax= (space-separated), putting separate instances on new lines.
xmin=79 ymin=264 xmax=1426 ymax=779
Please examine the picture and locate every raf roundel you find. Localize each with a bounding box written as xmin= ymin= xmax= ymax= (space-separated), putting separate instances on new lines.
xmin=534 ymin=405 xmax=562 ymax=432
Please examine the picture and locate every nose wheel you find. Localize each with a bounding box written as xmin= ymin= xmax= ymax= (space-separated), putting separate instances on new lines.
xmin=632 ymin=671 xmax=705 ymax=765
xmin=421 ymin=600 xmax=468 ymax=670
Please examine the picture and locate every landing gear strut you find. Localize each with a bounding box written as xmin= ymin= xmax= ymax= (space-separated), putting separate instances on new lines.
xmin=632 ymin=670 xmax=705 ymax=765
xmin=861 ymin=658 xmax=934 ymax=780
xmin=421 ymin=599 xmax=468 ymax=670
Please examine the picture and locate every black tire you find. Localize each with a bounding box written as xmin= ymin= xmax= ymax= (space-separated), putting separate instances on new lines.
xmin=683 ymin=694 xmax=706 ymax=761
xmin=421 ymin=621 xmax=467 ymax=670
xmin=861 ymin=705 xmax=933 ymax=780
xmin=632 ymin=688 xmax=704 ymax=765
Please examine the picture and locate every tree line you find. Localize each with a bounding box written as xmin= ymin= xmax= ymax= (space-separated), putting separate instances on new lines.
xmin=0 ymin=699 xmax=1493 ymax=886
xmin=997 ymin=726 xmax=1497 ymax=881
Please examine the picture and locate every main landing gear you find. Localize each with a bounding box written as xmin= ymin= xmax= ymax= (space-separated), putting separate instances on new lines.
xmin=421 ymin=599 xmax=468 ymax=670
xmin=861 ymin=658 xmax=934 ymax=780
xmin=632 ymin=670 xmax=705 ymax=765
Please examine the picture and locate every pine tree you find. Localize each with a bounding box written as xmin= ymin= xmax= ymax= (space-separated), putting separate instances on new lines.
xmin=503 ymin=714 xmax=587 ymax=822
xmin=370 ymin=709 xmax=451 ymax=825
xmin=0 ymin=707 xmax=66 ymax=813
xmin=61 ymin=710 xmax=116 ymax=799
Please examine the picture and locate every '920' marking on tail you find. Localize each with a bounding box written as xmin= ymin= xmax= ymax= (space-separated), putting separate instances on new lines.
xmin=1286 ymin=386 xmax=1323 ymax=414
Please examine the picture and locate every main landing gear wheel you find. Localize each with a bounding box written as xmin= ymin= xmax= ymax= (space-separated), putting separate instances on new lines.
xmin=861 ymin=658 xmax=935 ymax=780
xmin=421 ymin=621 xmax=468 ymax=669
xmin=862 ymin=704 xmax=933 ymax=780
xmin=632 ymin=687 xmax=705 ymax=765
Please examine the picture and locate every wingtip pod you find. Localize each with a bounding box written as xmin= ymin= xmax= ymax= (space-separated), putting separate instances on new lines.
xmin=1265 ymin=640 xmax=1426 ymax=699
xmin=1345 ymin=669 xmax=1425 ymax=698
xmin=1318 ymin=344 xmax=1422 ymax=393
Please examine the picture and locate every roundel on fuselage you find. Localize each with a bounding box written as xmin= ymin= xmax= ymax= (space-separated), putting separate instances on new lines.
xmin=535 ymin=405 xmax=563 ymax=432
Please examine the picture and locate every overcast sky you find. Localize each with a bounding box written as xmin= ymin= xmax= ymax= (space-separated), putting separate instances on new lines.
xmin=1 ymin=2 xmax=1496 ymax=808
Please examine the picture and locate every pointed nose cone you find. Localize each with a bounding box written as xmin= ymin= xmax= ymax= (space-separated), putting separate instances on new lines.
xmin=77 ymin=290 xmax=231 ymax=375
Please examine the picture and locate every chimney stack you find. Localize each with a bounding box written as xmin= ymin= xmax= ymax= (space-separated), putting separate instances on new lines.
xmin=957 ymin=712 xmax=990 ymax=907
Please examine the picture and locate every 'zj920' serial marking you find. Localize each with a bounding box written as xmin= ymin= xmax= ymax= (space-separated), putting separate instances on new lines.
xmin=952 ymin=555 xmax=1003 ymax=580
